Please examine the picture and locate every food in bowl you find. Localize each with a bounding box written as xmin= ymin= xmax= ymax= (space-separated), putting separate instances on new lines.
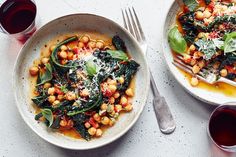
xmin=168 ymin=0 xmax=236 ymax=87
xmin=29 ymin=34 xmax=139 ymax=140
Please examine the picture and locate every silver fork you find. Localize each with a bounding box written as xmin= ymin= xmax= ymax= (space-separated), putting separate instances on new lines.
xmin=122 ymin=7 xmax=176 ymax=134
xmin=173 ymin=55 xmax=236 ymax=87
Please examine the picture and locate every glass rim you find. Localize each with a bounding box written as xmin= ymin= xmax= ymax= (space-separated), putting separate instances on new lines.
xmin=0 ymin=0 xmax=37 ymax=36
xmin=207 ymin=102 xmax=236 ymax=152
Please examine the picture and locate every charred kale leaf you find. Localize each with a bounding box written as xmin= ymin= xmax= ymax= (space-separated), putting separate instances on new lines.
xmin=112 ymin=35 xmax=127 ymax=52
xmin=178 ymin=12 xmax=199 ymax=43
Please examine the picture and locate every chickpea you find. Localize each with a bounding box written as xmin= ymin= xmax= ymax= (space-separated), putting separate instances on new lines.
xmin=48 ymin=95 xmax=56 ymax=103
xmin=107 ymin=104 xmax=114 ymax=113
xmin=87 ymin=41 xmax=96 ymax=48
xmin=60 ymin=119 xmax=67 ymax=127
xmin=190 ymin=77 xmax=199 ymax=87
xmin=203 ymin=10 xmax=211 ymax=18
xmin=189 ymin=45 xmax=196 ymax=52
xmin=220 ymin=69 xmax=228 ymax=77
xmin=108 ymin=79 xmax=117 ymax=85
xmin=50 ymin=45 xmax=56 ymax=52
xmin=61 ymin=59 xmax=68 ymax=65
xmin=67 ymin=120 xmax=74 ymax=128
xmin=80 ymin=35 xmax=90 ymax=44
xmin=100 ymin=103 xmax=108 ymax=110
xmin=190 ymin=59 xmax=197 ymax=66
xmin=57 ymin=95 xmax=64 ymax=101
xmin=80 ymin=89 xmax=89 ymax=97
xmin=197 ymin=60 xmax=205 ymax=69
xmin=195 ymin=11 xmax=204 ymax=20
xmin=60 ymin=45 xmax=68 ymax=51
xmin=213 ymin=62 xmax=220 ymax=69
xmin=197 ymin=32 xmax=205 ymax=39
xmin=117 ymin=76 xmax=125 ymax=84
xmin=41 ymin=57 xmax=49 ymax=64
xmin=88 ymin=127 xmax=97 ymax=136
xmin=124 ymin=104 xmax=133 ymax=112
xmin=96 ymin=129 xmax=103 ymax=137
xmin=218 ymin=24 xmax=225 ymax=30
xmin=85 ymin=122 xmax=91 ymax=129
xmin=125 ymin=88 xmax=134 ymax=97
xmin=96 ymin=41 xmax=104 ymax=49
xmin=109 ymin=119 xmax=115 ymax=126
xmin=48 ymin=87 xmax=55 ymax=95
xmin=192 ymin=65 xmax=201 ymax=74
xmin=65 ymin=91 xmax=76 ymax=101
xmin=115 ymin=105 xmax=122 ymax=113
xmin=101 ymin=116 xmax=110 ymax=125
xmin=78 ymin=42 xmax=85 ymax=48
xmin=67 ymin=52 xmax=74 ymax=60
xmin=108 ymin=84 xmax=117 ymax=93
xmin=93 ymin=113 xmax=101 ymax=122
xmin=29 ymin=66 xmax=39 ymax=76
xmin=109 ymin=97 xmax=115 ymax=104
xmin=53 ymin=100 xmax=60 ymax=106
xmin=59 ymin=51 xmax=68 ymax=59
xmin=120 ymin=96 xmax=128 ymax=106
xmin=43 ymin=82 xmax=52 ymax=89
xmin=113 ymin=92 xmax=120 ymax=99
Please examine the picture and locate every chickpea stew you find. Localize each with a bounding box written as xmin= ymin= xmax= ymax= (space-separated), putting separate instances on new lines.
xmin=168 ymin=0 xmax=236 ymax=87
xmin=29 ymin=34 xmax=139 ymax=140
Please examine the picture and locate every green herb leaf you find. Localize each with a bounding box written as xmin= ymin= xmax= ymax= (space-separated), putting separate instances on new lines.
xmin=107 ymin=50 xmax=129 ymax=61
xmin=224 ymin=32 xmax=236 ymax=54
xmin=41 ymin=109 xmax=53 ymax=127
xmin=183 ymin=0 xmax=199 ymax=11
xmin=60 ymin=85 xmax=68 ymax=93
xmin=195 ymin=38 xmax=216 ymax=60
xmin=85 ymin=59 xmax=97 ymax=76
xmin=37 ymin=63 xmax=53 ymax=86
xmin=168 ymin=26 xmax=187 ymax=54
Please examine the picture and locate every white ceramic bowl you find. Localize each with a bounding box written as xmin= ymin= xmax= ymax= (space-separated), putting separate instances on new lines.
xmin=162 ymin=2 xmax=236 ymax=105
xmin=13 ymin=14 xmax=150 ymax=150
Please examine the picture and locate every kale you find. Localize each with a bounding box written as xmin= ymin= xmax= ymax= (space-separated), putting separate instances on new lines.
xmin=32 ymin=93 xmax=49 ymax=108
xmin=115 ymin=60 xmax=140 ymax=91
xmin=112 ymin=35 xmax=127 ymax=52
xmin=219 ymin=54 xmax=236 ymax=69
xmin=178 ymin=12 xmax=199 ymax=43
xmin=74 ymin=122 xmax=91 ymax=141
xmin=205 ymin=0 xmax=211 ymax=5
xmin=226 ymin=73 xmax=236 ymax=80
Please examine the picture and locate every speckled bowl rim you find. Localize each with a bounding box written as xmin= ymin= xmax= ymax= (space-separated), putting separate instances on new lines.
xmin=13 ymin=13 xmax=150 ymax=150
xmin=161 ymin=1 xmax=236 ymax=106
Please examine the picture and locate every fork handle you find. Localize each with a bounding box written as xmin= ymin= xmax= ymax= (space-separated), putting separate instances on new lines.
xmin=150 ymin=72 xmax=176 ymax=134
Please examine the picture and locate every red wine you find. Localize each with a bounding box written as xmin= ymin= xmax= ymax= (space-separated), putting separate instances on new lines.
xmin=209 ymin=106 xmax=236 ymax=147
xmin=0 ymin=0 xmax=36 ymax=34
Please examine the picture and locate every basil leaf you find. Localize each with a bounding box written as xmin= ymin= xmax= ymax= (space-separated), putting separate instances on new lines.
xmin=212 ymin=38 xmax=224 ymax=50
xmin=168 ymin=26 xmax=187 ymax=54
xmin=107 ymin=50 xmax=129 ymax=61
xmin=195 ymin=38 xmax=216 ymax=60
xmin=86 ymin=59 xmax=97 ymax=76
xmin=37 ymin=63 xmax=52 ymax=86
xmin=183 ymin=0 xmax=198 ymax=11
xmin=41 ymin=109 xmax=53 ymax=127
xmin=224 ymin=32 xmax=236 ymax=53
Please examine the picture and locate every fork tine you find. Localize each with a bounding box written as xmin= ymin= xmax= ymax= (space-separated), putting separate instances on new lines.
xmin=173 ymin=55 xmax=205 ymax=76
xmin=128 ymin=7 xmax=141 ymax=42
xmin=132 ymin=7 xmax=146 ymax=41
xmin=172 ymin=61 xmax=206 ymax=82
xmin=121 ymin=9 xmax=128 ymax=30
xmin=124 ymin=8 xmax=135 ymax=37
